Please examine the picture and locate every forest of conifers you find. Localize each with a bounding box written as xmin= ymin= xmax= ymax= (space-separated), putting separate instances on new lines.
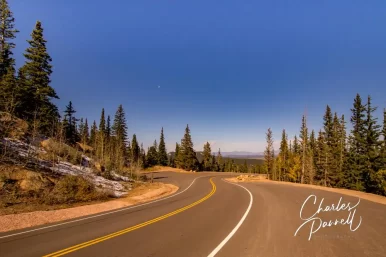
xmin=264 ymin=94 xmax=386 ymax=196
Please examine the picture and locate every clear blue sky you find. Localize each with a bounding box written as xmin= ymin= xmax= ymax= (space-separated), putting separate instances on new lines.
xmin=10 ymin=0 xmax=386 ymax=152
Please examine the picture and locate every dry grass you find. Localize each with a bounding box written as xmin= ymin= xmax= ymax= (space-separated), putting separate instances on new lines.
xmin=225 ymin=177 xmax=386 ymax=205
xmin=141 ymin=166 xmax=191 ymax=173
xmin=0 ymin=182 xmax=178 ymax=232
xmin=0 ymin=164 xmax=111 ymax=215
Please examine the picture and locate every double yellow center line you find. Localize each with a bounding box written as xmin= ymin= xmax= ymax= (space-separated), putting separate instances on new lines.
xmin=43 ymin=177 xmax=216 ymax=257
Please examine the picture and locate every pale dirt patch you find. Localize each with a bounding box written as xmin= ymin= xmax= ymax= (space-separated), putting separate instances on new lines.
xmin=225 ymin=177 xmax=386 ymax=205
xmin=0 ymin=182 xmax=178 ymax=233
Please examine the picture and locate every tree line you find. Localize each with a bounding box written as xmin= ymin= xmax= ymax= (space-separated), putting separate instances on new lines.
xmin=169 ymin=124 xmax=264 ymax=173
xmin=264 ymin=94 xmax=386 ymax=196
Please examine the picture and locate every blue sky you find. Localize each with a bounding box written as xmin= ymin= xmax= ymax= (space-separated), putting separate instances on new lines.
xmin=10 ymin=0 xmax=386 ymax=152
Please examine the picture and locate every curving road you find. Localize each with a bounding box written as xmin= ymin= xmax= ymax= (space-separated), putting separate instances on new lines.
xmin=0 ymin=172 xmax=385 ymax=257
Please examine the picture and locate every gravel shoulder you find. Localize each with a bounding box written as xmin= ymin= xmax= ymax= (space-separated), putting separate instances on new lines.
xmin=225 ymin=177 xmax=386 ymax=205
xmin=0 ymin=182 xmax=178 ymax=233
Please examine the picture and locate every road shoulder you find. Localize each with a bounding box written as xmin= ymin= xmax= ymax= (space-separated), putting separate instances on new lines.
xmin=225 ymin=177 xmax=386 ymax=205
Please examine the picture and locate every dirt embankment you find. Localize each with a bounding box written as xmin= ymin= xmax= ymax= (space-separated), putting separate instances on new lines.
xmin=0 ymin=182 xmax=178 ymax=233
xmin=225 ymin=176 xmax=386 ymax=205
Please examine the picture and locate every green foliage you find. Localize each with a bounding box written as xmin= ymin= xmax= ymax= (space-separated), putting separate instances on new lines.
xmin=345 ymin=94 xmax=367 ymax=191
xmin=202 ymin=142 xmax=212 ymax=171
xmin=0 ymin=0 xmax=19 ymax=78
xmin=131 ymin=134 xmax=140 ymax=163
xmin=63 ymin=101 xmax=79 ymax=145
xmin=146 ymin=145 xmax=158 ymax=167
xmin=362 ymin=96 xmax=382 ymax=192
xmin=16 ymin=21 xmax=59 ymax=134
xmin=90 ymin=120 xmax=97 ymax=149
xmin=158 ymin=127 xmax=168 ymax=166
xmin=264 ymin=128 xmax=274 ymax=178
xmin=111 ymin=104 xmax=128 ymax=169
xmin=179 ymin=124 xmax=199 ymax=171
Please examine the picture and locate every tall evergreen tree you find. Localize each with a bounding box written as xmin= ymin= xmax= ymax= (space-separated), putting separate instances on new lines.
xmin=180 ymin=124 xmax=198 ymax=171
xmin=63 ymin=101 xmax=79 ymax=145
xmin=112 ymin=104 xmax=128 ymax=169
xmin=97 ymin=108 xmax=106 ymax=161
xmin=105 ymin=115 xmax=111 ymax=142
xmin=279 ymin=129 xmax=289 ymax=181
xmin=131 ymin=134 xmax=140 ymax=164
xmin=345 ymin=94 xmax=367 ymax=191
xmin=158 ymin=127 xmax=168 ymax=166
xmin=90 ymin=121 xmax=97 ymax=150
xmin=146 ymin=145 xmax=158 ymax=167
xmin=174 ymin=143 xmax=181 ymax=168
xmin=202 ymin=142 xmax=212 ymax=171
xmin=0 ymin=0 xmax=18 ymax=78
xmin=264 ymin=128 xmax=275 ymax=179
xmin=81 ymin=118 xmax=89 ymax=146
xmin=299 ymin=115 xmax=309 ymax=184
xmin=99 ymin=108 xmax=106 ymax=134
xmin=17 ymin=21 xmax=59 ymax=133
xmin=216 ymin=148 xmax=223 ymax=172
xmin=363 ymin=95 xmax=381 ymax=192
xmin=293 ymin=135 xmax=300 ymax=154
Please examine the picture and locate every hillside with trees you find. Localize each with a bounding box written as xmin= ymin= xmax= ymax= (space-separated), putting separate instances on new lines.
xmin=264 ymin=94 xmax=386 ymax=196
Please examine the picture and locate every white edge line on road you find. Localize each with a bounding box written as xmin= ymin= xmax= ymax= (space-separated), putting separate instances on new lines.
xmin=207 ymin=179 xmax=253 ymax=257
xmin=0 ymin=175 xmax=205 ymax=239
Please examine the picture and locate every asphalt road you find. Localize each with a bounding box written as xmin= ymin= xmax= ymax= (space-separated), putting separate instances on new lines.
xmin=0 ymin=172 xmax=385 ymax=257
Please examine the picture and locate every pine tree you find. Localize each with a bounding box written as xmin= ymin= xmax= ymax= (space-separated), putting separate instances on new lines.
xmin=112 ymin=104 xmax=128 ymax=169
xmin=329 ymin=112 xmax=341 ymax=186
xmin=158 ymin=127 xmax=168 ymax=166
xmin=180 ymin=124 xmax=198 ymax=171
xmin=106 ymin=115 xmax=111 ymax=142
xmin=320 ymin=105 xmax=334 ymax=186
xmin=300 ymin=115 xmax=308 ymax=184
xmin=174 ymin=143 xmax=181 ymax=168
xmin=216 ymin=148 xmax=223 ymax=172
xmin=337 ymin=115 xmax=347 ymax=187
xmin=0 ymin=0 xmax=18 ymax=78
xmin=97 ymin=108 xmax=106 ymax=161
xmin=146 ymin=143 xmax=158 ymax=167
xmin=131 ymin=134 xmax=140 ymax=164
xmin=99 ymin=108 xmax=106 ymax=134
xmin=309 ymin=129 xmax=317 ymax=184
xmin=279 ymin=129 xmax=289 ymax=181
xmin=202 ymin=142 xmax=212 ymax=171
xmin=17 ymin=21 xmax=59 ymax=134
xmin=315 ymin=130 xmax=328 ymax=185
xmin=81 ymin=118 xmax=89 ymax=147
xmin=345 ymin=94 xmax=367 ymax=191
xmin=363 ymin=95 xmax=381 ymax=192
xmin=264 ymin=128 xmax=275 ymax=179
xmin=63 ymin=101 xmax=79 ymax=145
xmin=90 ymin=121 xmax=97 ymax=149
xmin=293 ymin=135 xmax=300 ymax=154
